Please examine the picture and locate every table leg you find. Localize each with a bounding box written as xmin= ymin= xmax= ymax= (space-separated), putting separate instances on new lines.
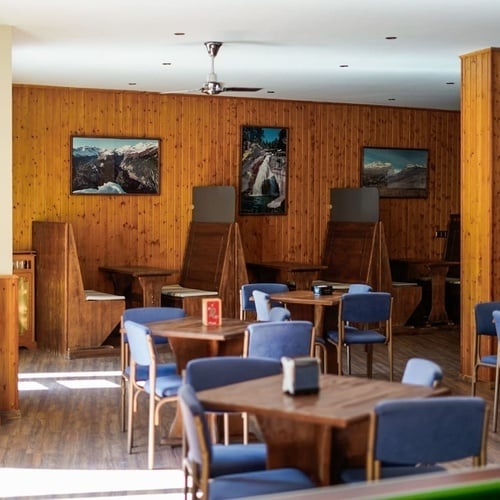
xmin=427 ymin=264 xmax=451 ymax=324
xmin=137 ymin=276 xmax=167 ymax=307
xmin=257 ymin=416 xmax=332 ymax=486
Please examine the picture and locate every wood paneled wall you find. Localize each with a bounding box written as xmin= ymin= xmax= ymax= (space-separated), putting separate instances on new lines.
xmin=12 ymin=85 xmax=460 ymax=296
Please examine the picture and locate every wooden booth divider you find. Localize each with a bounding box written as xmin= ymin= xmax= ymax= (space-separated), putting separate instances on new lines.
xmin=32 ymin=221 xmax=125 ymax=359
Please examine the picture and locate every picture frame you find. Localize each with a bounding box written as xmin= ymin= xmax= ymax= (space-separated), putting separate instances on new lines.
xmin=361 ymin=147 xmax=429 ymax=198
xmin=239 ymin=126 xmax=288 ymax=215
xmin=70 ymin=136 xmax=160 ymax=195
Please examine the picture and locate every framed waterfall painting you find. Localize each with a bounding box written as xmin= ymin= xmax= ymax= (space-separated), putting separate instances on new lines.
xmin=71 ymin=136 xmax=160 ymax=195
xmin=239 ymin=125 xmax=288 ymax=215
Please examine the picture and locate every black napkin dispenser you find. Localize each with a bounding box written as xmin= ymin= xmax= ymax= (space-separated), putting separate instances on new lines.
xmin=312 ymin=284 xmax=332 ymax=296
xmin=281 ymin=356 xmax=320 ymax=395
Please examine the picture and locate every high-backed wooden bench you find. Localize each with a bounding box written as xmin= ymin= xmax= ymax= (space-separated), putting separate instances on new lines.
xmin=316 ymin=221 xmax=422 ymax=327
xmin=162 ymin=221 xmax=248 ymax=318
xmin=32 ymin=221 xmax=125 ymax=358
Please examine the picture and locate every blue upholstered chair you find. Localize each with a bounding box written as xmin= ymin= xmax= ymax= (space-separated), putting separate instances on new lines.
xmin=178 ymin=384 xmax=316 ymax=500
xmin=243 ymin=320 xmax=315 ymax=360
xmin=402 ymin=357 xmax=443 ymax=388
xmin=252 ymin=289 xmax=291 ymax=322
xmin=348 ymin=283 xmax=373 ymax=293
xmin=240 ymin=283 xmax=289 ymax=320
xmin=124 ymin=320 xmax=183 ymax=469
xmin=183 ymin=357 xmax=282 ymax=498
xmin=341 ymin=396 xmax=488 ymax=483
xmin=326 ymin=292 xmax=393 ymax=380
xmin=472 ymin=302 xmax=500 ymax=431
xmin=120 ymin=306 xmax=185 ymax=431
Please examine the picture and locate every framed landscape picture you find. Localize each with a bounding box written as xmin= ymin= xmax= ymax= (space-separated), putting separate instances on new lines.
xmin=71 ymin=136 xmax=160 ymax=194
xmin=361 ymin=147 xmax=429 ymax=198
xmin=239 ymin=126 xmax=288 ymax=215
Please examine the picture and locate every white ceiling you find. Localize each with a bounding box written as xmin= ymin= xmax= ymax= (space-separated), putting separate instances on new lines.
xmin=2 ymin=0 xmax=500 ymax=111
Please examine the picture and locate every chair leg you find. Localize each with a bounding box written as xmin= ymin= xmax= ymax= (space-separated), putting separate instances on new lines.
xmin=148 ymin=391 xmax=156 ymax=469
xmin=121 ymin=375 xmax=127 ymax=432
xmin=337 ymin=342 xmax=343 ymax=376
xmin=472 ymin=364 xmax=478 ymax=396
xmin=127 ymin=380 xmax=135 ymax=454
xmin=346 ymin=346 xmax=352 ymax=375
xmin=494 ymin=366 xmax=500 ymax=432
xmin=388 ymin=343 xmax=393 ymax=382
xmin=367 ymin=345 xmax=373 ymax=378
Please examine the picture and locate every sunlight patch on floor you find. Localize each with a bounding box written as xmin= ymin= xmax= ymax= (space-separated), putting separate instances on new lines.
xmin=0 ymin=467 xmax=184 ymax=498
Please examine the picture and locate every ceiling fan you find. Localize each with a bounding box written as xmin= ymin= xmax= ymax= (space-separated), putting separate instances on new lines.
xmin=199 ymin=41 xmax=262 ymax=95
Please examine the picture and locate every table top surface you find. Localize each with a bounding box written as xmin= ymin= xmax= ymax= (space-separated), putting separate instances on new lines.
xmin=247 ymin=261 xmax=328 ymax=272
xmin=270 ymin=289 xmax=343 ymax=306
xmin=198 ymin=374 xmax=449 ymax=428
xmin=391 ymin=258 xmax=459 ymax=266
xmin=99 ymin=265 xmax=178 ymax=277
xmin=147 ymin=315 xmax=251 ymax=340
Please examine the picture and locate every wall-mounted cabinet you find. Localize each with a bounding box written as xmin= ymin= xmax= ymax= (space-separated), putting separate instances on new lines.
xmin=13 ymin=251 xmax=36 ymax=349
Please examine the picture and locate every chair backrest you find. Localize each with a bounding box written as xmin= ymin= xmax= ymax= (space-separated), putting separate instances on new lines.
xmin=240 ymin=283 xmax=289 ymax=319
xmin=340 ymin=292 xmax=392 ymax=323
xmin=348 ymin=283 xmax=373 ymax=294
xmin=123 ymin=320 xmax=154 ymax=367
xmin=369 ymin=396 xmax=488 ymax=478
xmin=269 ymin=306 xmax=292 ymax=322
xmin=492 ymin=310 xmax=500 ymax=341
xmin=244 ymin=320 xmax=315 ymax=360
xmin=122 ymin=306 xmax=185 ymax=324
xmin=122 ymin=306 xmax=185 ymax=343
xmin=401 ymin=358 xmax=443 ymax=387
xmin=185 ymin=356 xmax=282 ymax=391
xmin=178 ymin=384 xmax=213 ymax=471
xmin=252 ymin=290 xmax=272 ymax=321
xmin=475 ymin=301 xmax=500 ymax=336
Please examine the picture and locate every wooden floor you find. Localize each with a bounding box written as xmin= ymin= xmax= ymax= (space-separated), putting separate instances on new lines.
xmin=1 ymin=324 xmax=500 ymax=497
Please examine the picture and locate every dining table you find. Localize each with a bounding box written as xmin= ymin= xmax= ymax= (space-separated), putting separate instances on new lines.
xmin=198 ymin=373 xmax=450 ymax=486
xmin=147 ymin=315 xmax=251 ymax=442
xmin=99 ymin=265 xmax=178 ymax=307
xmin=391 ymin=258 xmax=460 ymax=325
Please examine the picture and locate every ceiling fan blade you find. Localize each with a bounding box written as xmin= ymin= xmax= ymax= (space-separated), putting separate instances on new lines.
xmin=223 ymin=86 xmax=262 ymax=92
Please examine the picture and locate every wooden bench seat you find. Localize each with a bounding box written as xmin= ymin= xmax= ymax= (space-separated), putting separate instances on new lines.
xmin=32 ymin=221 xmax=125 ymax=358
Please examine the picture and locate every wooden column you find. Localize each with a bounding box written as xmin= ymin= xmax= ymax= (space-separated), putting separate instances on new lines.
xmin=0 ymin=275 xmax=20 ymax=422
xmin=460 ymin=48 xmax=500 ymax=379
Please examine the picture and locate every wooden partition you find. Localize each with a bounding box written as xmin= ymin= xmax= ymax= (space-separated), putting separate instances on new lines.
xmin=162 ymin=221 xmax=248 ymax=318
xmin=319 ymin=221 xmax=422 ymax=326
xmin=32 ymin=221 xmax=125 ymax=358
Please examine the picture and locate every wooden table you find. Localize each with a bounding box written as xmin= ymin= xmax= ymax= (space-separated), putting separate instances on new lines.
xmin=391 ymin=259 xmax=459 ymax=324
xmin=247 ymin=261 xmax=328 ymax=289
xmin=148 ymin=316 xmax=250 ymax=372
xmin=147 ymin=316 xmax=251 ymax=441
xmin=99 ymin=265 xmax=177 ymax=307
xmin=269 ymin=290 xmax=342 ymax=339
xmin=198 ymin=373 xmax=449 ymax=486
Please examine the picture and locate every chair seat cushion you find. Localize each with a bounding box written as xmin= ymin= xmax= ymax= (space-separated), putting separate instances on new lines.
xmin=480 ymin=354 xmax=497 ymax=365
xmin=209 ymin=468 xmax=315 ymax=500
xmin=144 ymin=374 xmax=182 ymax=397
xmin=210 ymin=443 xmax=267 ymax=477
xmin=124 ymin=362 xmax=177 ymax=381
xmin=326 ymin=328 xmax=386 ymax=345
